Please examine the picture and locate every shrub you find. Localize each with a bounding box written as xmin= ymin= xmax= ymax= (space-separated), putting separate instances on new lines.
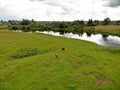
xmin=12 ymin=26 xmax=18 ymax=30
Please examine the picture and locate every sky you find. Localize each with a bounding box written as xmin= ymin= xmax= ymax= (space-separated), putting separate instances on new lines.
xmin=0 ymin=0 xmax=120 ymax=21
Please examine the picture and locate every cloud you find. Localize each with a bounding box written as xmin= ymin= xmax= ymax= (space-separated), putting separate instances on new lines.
xmin=30 ymin=0 xmax=74 ymax=15
xmin=0 ymin=0 xmax=120 ymax=21
xmin=30 ymin=0 xmax=45 ymax=2
xmin=44 ymin=1 xmax=59 ymax=6
xmin=0 ymin=4 xmax=18 ymax=20
xmin=21 ymin=0 xmax=120 ymax=20
xmin=106 ymin=0 xmax=120 ymax=7
xmin=102 ymin=10 xmax=107 ymax=14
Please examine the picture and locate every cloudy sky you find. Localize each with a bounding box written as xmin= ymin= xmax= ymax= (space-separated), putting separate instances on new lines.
xmin=0 ymin=0 xmax=120 ymax=21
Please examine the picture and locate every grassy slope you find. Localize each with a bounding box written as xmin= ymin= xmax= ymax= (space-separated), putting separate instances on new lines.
xmin=0 ymin=30 xmax=120 ymax=90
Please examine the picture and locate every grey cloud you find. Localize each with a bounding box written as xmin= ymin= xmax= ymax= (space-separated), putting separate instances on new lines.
xmin=44 ymin=1 xmax=73 ymax=15
xmin=46 ymin=10 xmax=51 ymax=16
xmin=30 ymin=0 xmax=73 ymax=15
xmin=60 ymin=6 xmax=73 ymax=15
xmin=0 ymin=4 xmax=18 ymax=20
xmin=61 ymin=6 xmax=71 ymax=12
xmin=106 ymin=0 xmax=120 ymax=7
xmin=44 ymin=2 xmax=58 ymax=6
xmin=102 ymin=10 xmax=107 ymax=14
xmin=30 ymin=0 xmax=59 ymax=6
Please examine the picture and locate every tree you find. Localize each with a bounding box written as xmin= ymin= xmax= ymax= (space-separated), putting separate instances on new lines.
xmin=103 ymin=17 xmax=111 ymax=25
xmin=20 ymin=19 xmax=31 ymax=25
xmin=87 ymin=19 xmax=94 ymax=26
xmin=94 ymin=20 xmax=100 ymax=26
xmin=73 ymin=20 xmax=84 ymax=26
xmin=31 ymin=19 xmax=35 ymax=24
xmin=58 ymin=22 xmax=68 ymax=28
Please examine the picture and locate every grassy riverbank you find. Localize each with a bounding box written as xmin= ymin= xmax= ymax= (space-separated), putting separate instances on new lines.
xmin=91 ymin=25 xmax=120 ymax=36
xmin=94 ymin=25 xmax=120 ymax=31
xmin=10 ymin=24 xmax=120 ymax=37
xmin=0 ymin=29 xmax=120 ymax=90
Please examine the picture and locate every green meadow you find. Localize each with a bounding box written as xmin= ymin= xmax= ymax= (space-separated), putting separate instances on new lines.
xmin=0 ymin=29 xmax=120 ymax=90
xmin=93 ymin=25 xmax=120 ymax=36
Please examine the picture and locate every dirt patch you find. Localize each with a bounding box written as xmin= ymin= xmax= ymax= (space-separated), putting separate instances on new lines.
xmin=96 ymin=77 xmax=111 ymax=86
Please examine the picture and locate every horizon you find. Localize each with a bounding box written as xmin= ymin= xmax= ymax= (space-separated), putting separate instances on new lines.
xmin=1 ymin=19 xmax=120 ymax=22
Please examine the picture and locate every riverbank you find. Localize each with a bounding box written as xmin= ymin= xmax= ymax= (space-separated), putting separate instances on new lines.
xmin=36 ymin=31 xmax=120 ymax=47
xmin=86 ymin=25 xmax=120 ymax=36
xmin=0 ymin=30 xmax=120 ymax=90
xmin=9 ymin=24 xmax=120 ymax=37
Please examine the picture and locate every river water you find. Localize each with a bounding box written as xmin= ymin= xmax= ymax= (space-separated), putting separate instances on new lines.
xmin=36 ymin=31 xmax=120 ymax=47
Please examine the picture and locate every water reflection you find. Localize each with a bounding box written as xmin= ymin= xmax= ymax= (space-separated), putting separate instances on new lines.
xmin=102 ymin=34 xmax=109 ymax=41
xmin=36 ymin=31 xmax=120 ymax=47
xmin=86 ymin=32 xmax=92 ymax=37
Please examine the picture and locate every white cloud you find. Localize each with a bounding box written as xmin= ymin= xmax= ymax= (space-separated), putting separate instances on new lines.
xmin=0 ymin=0 xmax=120 ymax=21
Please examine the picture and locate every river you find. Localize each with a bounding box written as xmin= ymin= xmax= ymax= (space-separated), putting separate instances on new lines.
xmin=36 ymin=31 xmax=120 ymax=47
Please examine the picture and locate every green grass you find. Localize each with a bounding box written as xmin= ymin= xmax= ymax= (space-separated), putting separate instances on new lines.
xmin=94 ymin=25 xmax=120 ymax=31
xmin=0 ymin=30 xmax=120 ymax=90
xmin=91 ymin=25 xmax=120 ymax=36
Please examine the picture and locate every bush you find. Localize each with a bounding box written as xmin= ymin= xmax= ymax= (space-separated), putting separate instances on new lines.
xmin=12 ymin=26 xmax=18 ymax=30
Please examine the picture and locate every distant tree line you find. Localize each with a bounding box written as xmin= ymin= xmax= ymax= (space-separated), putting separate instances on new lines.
xmin=4 ymin=17 xmax=120 ymax=34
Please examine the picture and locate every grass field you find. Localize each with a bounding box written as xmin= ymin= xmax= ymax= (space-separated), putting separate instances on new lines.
xmin=0 ymin=30 xmax=120 ymax=90
xmin=94 ymin=25 xmax=120 ymax=31
xmin=92 ymin=25 xmax=120 ymax=36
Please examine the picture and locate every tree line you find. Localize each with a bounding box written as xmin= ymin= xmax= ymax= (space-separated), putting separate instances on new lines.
xmin=5 ymin=17 xmax=120 ymax=34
